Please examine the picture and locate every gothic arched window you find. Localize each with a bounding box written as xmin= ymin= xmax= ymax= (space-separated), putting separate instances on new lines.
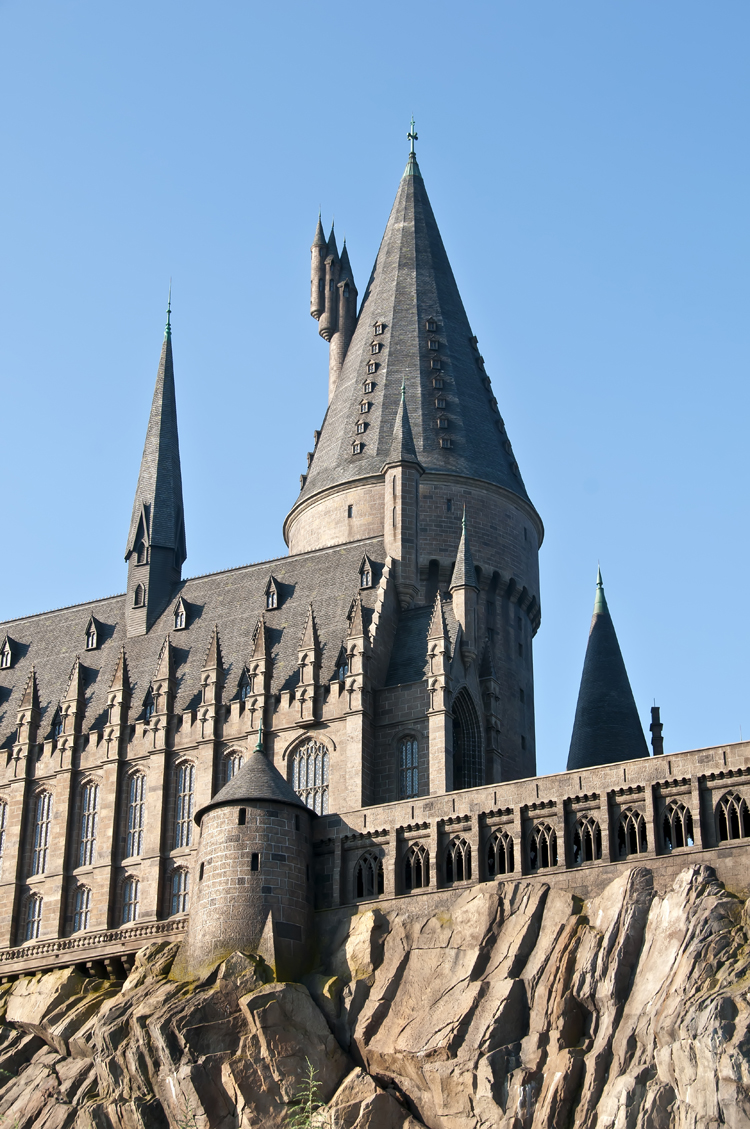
xmin=126 ymin=774 xmax=146 ymax=858
xmin=445 ymin=837 xmax=472 ymax=883
xmin=452 ymin=690 xmax=483 ymax=790
xmin=617 ymin=808 xmax=648 ymax=857
xmin=78 ymin=782 xmax=99 ymax=867
xmin=174 ymin=763 xmax=195 ymax=848
xmin=143 ymin=689 xmax=154 ymax=721
xmin=399 ymin=737 xmax=419 ymax=799
xmin=486 ymin=830 xmax=514 ymax=878
xmin=51 ymin=709 xmax=63 ymax=739
xmin=224 ymin=750 xmax=244 ymax=785
xmin=0 ymin=800 xmax=7 ymax=871
xmin=133 ymin=584 xmax=145 ymax=608
xmin=24 ymin=893 xmax=43 ymax=941
xmin=31 ymin=791 xmax=52 ymax=876
xmin=529 ymin=823 xmax=557 ymax=871
xmin=73 ymin=885 xmax=92 ymax=932
xmin=355 ymin=851 xmax=384 ymax=900
xmin=572 ymin=816 xmax=602 ymax=866
xmin=404 ymin=844 xmax=429 ymax=891
xmin=291 ymin=739 xmax=330 ymax=815
xmin=663 ymin=802 xmax=694 ymax=852
xmin=716 ymin=793 xmax=750 ymax=842
xmin=171 ymin=868 xmax=190 ymax=915
xmin=0 ymin=638 xmax=11 ymax=669
xmin=122 ymin=877 xmax=140 ymax=924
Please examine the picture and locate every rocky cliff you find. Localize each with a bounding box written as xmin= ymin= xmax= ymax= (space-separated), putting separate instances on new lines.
xmin=1 ymin=864 xmax=748 ymax=1128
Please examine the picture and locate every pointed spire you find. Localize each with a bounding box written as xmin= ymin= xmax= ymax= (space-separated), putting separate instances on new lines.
xmin=326 ymin=223 xmax=338 ymax=260
xmin=313 ymin=212 xmax=326 ymax=247
xmin=404 ymin=116 xmax=422 ymax=178
xmin=19 ymin=665 xmax=40 ymax=711
xmin=427 ymin=590 xmax=449 ymax=643
xmin=567 ymin=570 xmax=649 ymax=771
xmin=125 ymin=314 xmax=186 ymax=567
xmin=110 ymin=646 xmax=130 ymax=692
xmin=450 ymin=507 xmax=479 ymax=590
xmin=348 ymin=593 xmax=365 ymax=637
xmin=299 ymin=604 xmax=319 ymax=651
xmin=202 ymin=624 xmax=223 ymax=671
xmin=382 ymin=382 xmax=423 ymax=471
xmin=154 ymin=635 xmax=173 ymax=682
xmin=64 ymin=656 xmax=83 ymax=702
xmin=339 ymin=241 xmax=354 ymax=282
xmin=251 ymin=615 xmax=268 ymax=659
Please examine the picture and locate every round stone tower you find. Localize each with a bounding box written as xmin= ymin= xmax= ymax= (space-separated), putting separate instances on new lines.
xmin=172 ymin=746 xmax=314 ymax=982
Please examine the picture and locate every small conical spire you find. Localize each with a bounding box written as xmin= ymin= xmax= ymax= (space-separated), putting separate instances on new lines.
xmin=450 ymin=507 xmax=478 ymax=590
xmin=567 ymin=569 xmax=649 ymax=771
xmin=110 ymin=646 xmax=130 ymax=692
xmin=427 ymin=590 xmax=449 ymax=642
xmin=19 ymin=665 xmax=40 ymax=711
xmin=326 ymin=223 xmax=338 ymax=260
xmin=299 ymin=604 xmax=319 ymax=651
xmin=154 ymin=635 xmax=173 ymax=682
xmin=339 ymin=241 xmax=354 ymax=282
xmin=203 ymin=624 xmax=223 ymax=671
xmin=348 ymin=593 xmax=365 ymax=637
xmin=382 ymin=382 xmax=423 ymax=471
xmin=251 ymin=615 xmax=268 ymax=659
xmin=313 ymin=212 xmax=326 ymax=246
xmin=64 ymin=656 xmax=83 ymax=701
xmin=404 ymin=116 xmax=422 ymax=179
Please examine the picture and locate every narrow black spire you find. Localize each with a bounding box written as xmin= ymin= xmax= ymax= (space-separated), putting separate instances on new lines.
xmin=567 ymin=569 xmax=649 ymax=771
xmin=125 ymin=301 xmax=186 ymax=636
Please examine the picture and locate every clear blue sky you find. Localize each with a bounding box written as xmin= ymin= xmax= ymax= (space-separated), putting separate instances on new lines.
xmin=1 ymin=1 xmax=748 ymax=775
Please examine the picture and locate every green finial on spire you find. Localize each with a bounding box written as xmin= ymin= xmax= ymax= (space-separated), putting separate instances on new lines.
xmin=401 ymin=376 xmax=406 ymax=400
xmin=165 ymin=280 xmax=172 ymax=339
xmin=408 ymin=115 xmax=418 ymax=154
xmin=254 ymin=711 xmax=264 ymax=753
xmin=593 ymin=564 xmax=607 ymax=615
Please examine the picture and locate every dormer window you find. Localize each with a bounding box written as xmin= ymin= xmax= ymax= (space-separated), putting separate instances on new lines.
xmin=426 ymin=319 xmax=437 ymax=332
xmin=428 ymin=339 xmax=439 ymax=350
xmin=360 ymin=401 xmax=370 ymax=413
xmin=173 ymin=597 xmax=187 ymax=631
xmin=52 ymin=711 xmax=63 ymax=739
xmin=133 ymin=584 xmax=145 ymax=608
xmin=352 ymin=442 xmax=363 ymax=454
xmin=136 ymin=540 xmax=147 ymax=565
xmin=359 ymin=554 xmax=374 ymax=589
xmin=265 ymin=577 xmax=279 ymax=610
xmin=356 ymin=422 xmax=366 ymax=435
xmin=433 ymin=377 xmax=444 ymax=389
xmin=437 ymin=417 xmax=449 ymax=429
xmin=239 ymin=671 xmax=252 ymax=701
xmin=363 ymin=381 xmax=374 ymax=394
xmin=337 ymin=658 xmax=349 ymax=682
xmin=430 ymin=359 xmax=441 ymax=370
xmin=370 ymin=342 xmax=381 ymax=355
xmin=0 ymin=638 xmax=12 ymax=669
xmin=367 ymin=361 xmax=377 ymax=374
xmin=374 ymin=322 xmax=384 ymax=335
xmin=440 ymin=437 xmax=452 ymax=448
xmin=435 ymin=397 xmax=446 ymax=409
xmin=85 ymin=619 xmax=98 ymax=651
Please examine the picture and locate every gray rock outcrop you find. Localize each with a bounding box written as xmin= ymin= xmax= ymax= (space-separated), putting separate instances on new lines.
xmin=0 ymin=865 xmax=748 ymax=1127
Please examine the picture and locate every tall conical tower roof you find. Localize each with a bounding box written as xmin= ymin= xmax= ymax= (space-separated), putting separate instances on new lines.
xmin=288 ymin=143 xmax=532 ymax=523
xmin=567 ymin=569 xmax=649 ymax=771
xmin=125 ymin=301 xmax=186 ymax=566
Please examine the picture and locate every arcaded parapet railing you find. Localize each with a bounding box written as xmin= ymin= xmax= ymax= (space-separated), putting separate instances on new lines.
xmin=312 ymin=741 xmax=750 ymax=908
xmin=0 ymin=917 xmax=186 ymax=976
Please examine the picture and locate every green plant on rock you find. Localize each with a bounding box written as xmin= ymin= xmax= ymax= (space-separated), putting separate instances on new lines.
xmin=286 ymin=1058 xmax=332 ymax=1129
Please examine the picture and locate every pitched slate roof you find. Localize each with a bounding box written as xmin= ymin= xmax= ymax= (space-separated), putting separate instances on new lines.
xmin=292 ymin=152 xmax=532 ymax=518
xmin=0 ymin=538 xmax=384 ymax=749
xmin=194 ymin=749 xmax=307 ymax=822
xmin=567 ymin=569 xmax=649 ymax=771
xmin=125 ymin=321 xmax=186 ymax=565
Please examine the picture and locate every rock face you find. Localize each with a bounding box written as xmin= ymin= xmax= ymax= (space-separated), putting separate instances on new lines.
xmin=1 ymin=865 xmax=748 ymax=1128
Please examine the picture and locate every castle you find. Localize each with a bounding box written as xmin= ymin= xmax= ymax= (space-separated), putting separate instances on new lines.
xmin=1 ymin=135 xmax=749 ymax=984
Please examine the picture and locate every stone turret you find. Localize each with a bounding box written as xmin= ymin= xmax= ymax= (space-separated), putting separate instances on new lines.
xmin=172 ymin=733 xmax=314 ymax=982
xmin=567 ymin=568 xmax=649 ymax=771
xmin=125 ymin=299 xmax=186 ymax=637
xmin=449 ymin=508 xmax=479 ymax=665
xmin=310 ymin=219 xmax=358 ymax=403
xmin=382 ymin=383 xmax=424 ymax=609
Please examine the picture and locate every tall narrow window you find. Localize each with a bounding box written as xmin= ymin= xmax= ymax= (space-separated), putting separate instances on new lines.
xmin=171 ymin=869 xmax=190 ymax=915
xmin=224 ymin=751 xmax=244 ymax=784
xmin=0 ymin=639 xmax=11 ymax=669
xmin=0 ymin=800 xmax=6 ymax=869
xmin=126 ymin=774 xmax=146 ymax=857
xmin=452 ymin=690 xmax=483 ymax=790
xmin=174 ymin=763 xmax=195 ymax=848
xmin=31 ymin=792 xmax=52 ymax=875
xmin=122 ymin=877 xmax=140 ymax=924
xmin=24 ymin=893 xmax=43 ymax=941
xmin=143 ymin=690 xmax=154 ymax=721
xmin=79 ymin=782 xmax=99 ymax=867
xmin=292 ymin=739 xmax=330 ymax=815
xmin=399 ymin=737 xmax=419 ymax=798
xmin=73 ymin=886 xmax=92 ymax=932
xmin=133 ymin=584 xmax=145 ymax=608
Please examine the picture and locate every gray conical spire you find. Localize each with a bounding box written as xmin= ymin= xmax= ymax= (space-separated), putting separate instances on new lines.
xmin=125 ymin=316 xmax=186 ymax=567
xmin=290 ymin=148 xmax=533 ymax=520
xmin=382 ymin=381 xmax=423 ymax=470
xmin=567 ymin=569 xmax=649 ymax=771
xmin=313 ymin=213 xmax=326 ymax=247
xmin=450 ymin=507 xmax=478 ymax=590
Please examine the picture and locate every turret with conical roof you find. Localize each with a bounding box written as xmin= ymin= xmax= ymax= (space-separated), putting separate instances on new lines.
xmin=567 ymin=569 xmax=649 ymax=771
xmin=125 ymin=296 xmax=186 ymax=637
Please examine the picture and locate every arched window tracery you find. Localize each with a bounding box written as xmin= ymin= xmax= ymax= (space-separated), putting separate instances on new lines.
xmin=445 ymin=836 xmax=472 ymax=883
xmin=617 ymin=808 xmax=648 ymax=857
xmin=486 ymin=830 xmax=514 ymax=878
xmin=122 ymin=877 xmax=140 ymax=924
xmin=171 ymin=868 xmax=190 ymax=915
xmin=662 ymin=802 xmax=694 ymax=852
xmin=24 ymin=893 xmax=43 ymax=941
xmin=404 ymin=843 xmax=429 ymax=891
xmin=174 ymin=762 xmax=195 ymax=848
xmin=78 ymin=781 xmax=99 ymax=867
xmin=223 ymin=750 xmax=244 ymax=785
xmin=355 ymin=851 xmax=384 ymax=900
xmin=399 ymin=736 xmax=419 ymax=799
xmin=572 ymin=816 xmax=602 ymax=866
xmin=291 ymin=739 xmax=330 ymax=814
xmin=126 ymin=774 xmax=146 ymax=858
xmin=528 ymin=823 xmax=557 ymax=871
xmin=73 ymin=885 xmax=92 ymax=932
xmin=452 ymin=690 xmax=483 ymax=790
xmin=31 ymin=791 xmax=52 ymax=876
xmin=716 ymin=792 xmax=750 ymax=842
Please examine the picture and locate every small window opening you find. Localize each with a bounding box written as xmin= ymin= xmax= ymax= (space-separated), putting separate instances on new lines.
xmin=440 ymin=437 xmax=452 ymax=448
xmin=363 ymin=381 xmax=374 ymax=393
xmin=524 ymin=527 xmax=528 ymax=541
xmin=520 ymin=688 xmax=525 ymax=703
xmin=199 ymin=862 xmax=205 ymax=881
xmin=433 ymin=377 xmax=444 ymax=389
xmin=426 ymin=319 xmax=437 ymax=332
xmin=367 ymin=361 xmax=377 ymax=374
xmin=347 ymin=505 xmax=353 ymax=518
xmin=266 ymin=588 xmax=277 ymax=610
xmin=343 ymin=282 xmax=350 ymax=298
xmin=521 ymin=735 xmax=527 ymax=750
xmin=133 ymin=584 xmax=145 ymax=608
xmin=86 ymin=629 xmax=97 ymax=651
xmin=356 ymin=422 xmax=366 ymax=434
xmin=352 ymin=443 xmax=363 ymax=454
xmin=435 ymin=398 xmax=446 ymax=408
xmin=371 ymin=342 xmax=380 ymax=354
xmin=251 ymin=853 xmax=259 ymax=871
xmin=518 ymin=642 xmax=523 ymax=658
xmin=447 ymin=499 xmax=452 ymax=513
xmin=374 ymin=322 xmax=384 ymax=335
xmin=238 ymin=808 xmax=246 ymax=826
xmin=174 ymin=610 xmax=185 ymax=630
xmin=360 ymin=401 xmax=370 ymax=413
xmin=428 ymin=338 xmax=439 ymax=350
xmin=360 ymin=568 xmax=371 ymax=588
